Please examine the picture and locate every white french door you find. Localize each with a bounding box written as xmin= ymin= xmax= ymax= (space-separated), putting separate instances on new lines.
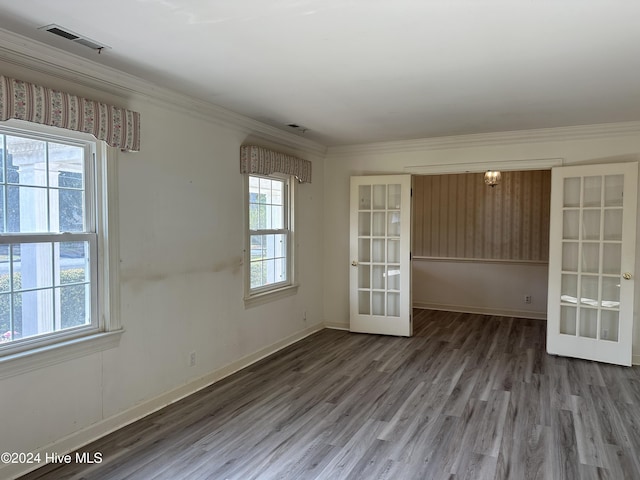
xmin=349 ymin=175 xmax=412 ymax=336
xmin=547 ymin=162 xmax=637 ymax=366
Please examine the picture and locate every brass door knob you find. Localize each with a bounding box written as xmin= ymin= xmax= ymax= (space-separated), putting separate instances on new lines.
xmin=351 ymin=261 xmax=358 ymax=267
xmin=623 ymin=272 xmax=633 ymax=280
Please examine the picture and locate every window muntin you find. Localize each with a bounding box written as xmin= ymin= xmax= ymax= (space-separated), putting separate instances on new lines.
xmin=0 ymin=128 xmax=98 ymax=352
xmin=247 ymin=174 xmax=292 ymax=294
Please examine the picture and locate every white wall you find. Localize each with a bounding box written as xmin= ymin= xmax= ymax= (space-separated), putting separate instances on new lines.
xmin=0 ymin=42 xmax=325 ymax=478
xmin=323 ymin=129 xmax=640 ymax=362
xmin=412 ymin=259 xmax=548 ymax=319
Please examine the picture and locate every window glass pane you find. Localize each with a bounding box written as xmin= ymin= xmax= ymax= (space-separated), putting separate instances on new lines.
xmin=0 ymin=293 xmax=13 ymax=342
xmin=57 ymin=284 xmax=90 ymax=329
xmin=0 ymin=134 xmax=4 ymax=183
xmin=0 ymin=245 xmax=8 ymax=293
xmin=0 ymin=185 xmax=4 ymax=233
xmin=271 ymin=205 xmax=283 ymax=229
xmin=13 ymin=243 xmax=53 ymax=290
xmin=274 ymin=234 xmax=287 ymax=258
xmin=250 ymin=261 xmax=263 ymax=289
xmin=14 ymin=289 xmax=54 ymax=340
xmin=56 ymin=242 xmax=90 ymax=285
xmin=5 ymin=136 xmax=47 ymax=186
xmin=249 ymin=204 xmax=261 ymax=230
xmin=6 ymin=185 xmax=23 ymax=232
xmin=56 ymin=188 xmax=85 ymax=232
xmin=51 ymin=144 xmax=84 ymax=189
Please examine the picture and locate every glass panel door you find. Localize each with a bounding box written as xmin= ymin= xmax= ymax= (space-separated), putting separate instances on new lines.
xmin=350 ymin=175 xmax=411 ymax=336
xmin=548 ymin=163 xmax=636 ymax=365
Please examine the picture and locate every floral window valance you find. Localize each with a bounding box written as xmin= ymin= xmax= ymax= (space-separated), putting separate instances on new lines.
xmin=0 ymin=75 xmax=140 ymax=152
xmin=240 ymin=145 xmax=312 ymax=183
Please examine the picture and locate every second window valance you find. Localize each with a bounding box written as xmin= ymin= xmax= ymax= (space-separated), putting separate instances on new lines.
xmin=240 ymin=145 xmax=311 ymax=183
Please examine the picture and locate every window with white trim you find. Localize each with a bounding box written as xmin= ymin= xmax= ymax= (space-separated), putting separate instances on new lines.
xmin=0 ymin=123 xmax=116 ymax=359
xmin=246 ymin=174 xmax=294 ymax=298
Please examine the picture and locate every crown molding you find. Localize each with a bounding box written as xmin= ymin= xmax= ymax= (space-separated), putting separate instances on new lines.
xmin=0 ymin=28 xmax=327 ymax=158
xmin=327 ymin=121 xmax=640 ymax=158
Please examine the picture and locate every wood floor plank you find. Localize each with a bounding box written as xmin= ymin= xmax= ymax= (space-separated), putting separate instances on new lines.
xmin=19 ymin=309 xmax=640 ymax=480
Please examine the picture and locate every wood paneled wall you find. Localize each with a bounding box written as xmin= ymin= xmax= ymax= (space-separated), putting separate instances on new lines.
xmin=413 ymin=170 xmax=551 ymax=261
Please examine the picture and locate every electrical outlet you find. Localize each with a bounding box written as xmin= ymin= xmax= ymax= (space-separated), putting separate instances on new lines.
xmin=524 ymin=295 xmax=532 ymax=304
xmin=189 ymin=351 xmax=196 ymax=367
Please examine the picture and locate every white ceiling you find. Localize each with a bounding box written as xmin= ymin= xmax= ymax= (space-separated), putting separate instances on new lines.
xmin=0 ymin=1 xmax=639 ymax=146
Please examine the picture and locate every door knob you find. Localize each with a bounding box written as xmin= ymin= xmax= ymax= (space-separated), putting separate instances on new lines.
xmin=623 ymin=272 xmax=633 ymax=280
xmin=351 ymin=261 xmax=358 ymax=267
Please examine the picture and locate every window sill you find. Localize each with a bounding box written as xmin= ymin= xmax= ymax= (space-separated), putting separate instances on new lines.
xmin=244 ymin=284 xmax=299 ymax=308
xmin=0 ymin=329 xmax=123 ymax=380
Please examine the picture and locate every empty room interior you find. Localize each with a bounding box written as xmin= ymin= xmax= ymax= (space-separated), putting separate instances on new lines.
xmin=1 ymin=1 xmax=640 ymax=479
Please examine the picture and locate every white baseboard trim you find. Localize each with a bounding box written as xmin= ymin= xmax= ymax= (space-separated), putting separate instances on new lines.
xmin=324 ymin=322 xmax=349 ymax=331
xmin=3 ymin=322 xmax=324 ymax=480
xmin=413 ymin=302 xmax=547 ymax=320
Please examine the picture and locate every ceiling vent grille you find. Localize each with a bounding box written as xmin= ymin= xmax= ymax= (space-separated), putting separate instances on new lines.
xmin=39 ymin=24 xmax=110 ymax=52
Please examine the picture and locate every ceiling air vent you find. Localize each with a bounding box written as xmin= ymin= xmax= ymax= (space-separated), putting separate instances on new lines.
xmin=39 ymin=24 xmax=110 ymax=52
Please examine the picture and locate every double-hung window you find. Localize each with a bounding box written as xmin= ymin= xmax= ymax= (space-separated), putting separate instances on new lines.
xmin=246 ymin=174 xmax=294 ymax=300
xmin=0 ymin=123 xmax=115 ymax=360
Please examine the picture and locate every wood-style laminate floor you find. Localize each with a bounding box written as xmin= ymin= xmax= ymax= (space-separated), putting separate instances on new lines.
xmin=20 ymin=309 xmax=640 ymax=479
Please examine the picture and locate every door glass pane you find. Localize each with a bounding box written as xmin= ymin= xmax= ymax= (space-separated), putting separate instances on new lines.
xmin=373 ymin=185 xmax=386 ymax=210
xmin=561 ymin=274 xmax=577 ymax=300
xmin=582 ymin=211 xmax=601 ymax=241
xmin=560 ymin=306 xmax=577 ymax=335
xmin=358 ymin=291 xmax=370 ymax=315
xmin=601 ymin=310 xmax=619 ymax=342
xmin=387 ymin=266 xmax=400 ymax=290
xmin=563 ymin=178 xmax=581 ymax=207
xmin=372 ymin=212 xmax=386 ymax=236
xmin=359 ymin=185 xmax=371 ymax=210
xmin=388 ymin=184 xmax=401 ymax=209
xmin=358 ymin=239 xmax=370 ymax=262
xmin=388 ymin=211 xmax=401 ymax=236
xmin=579 ymin=308 xmax=597 ymax=338
xmin=604 ymin=175 xmax=623 ymax=207
xmin=388 ymin=240 xmax=400 ymax=263
xmin=372 ymin=265 xmax=385 ymax=290
xmin=562 ymin=243 xmax=578 ymax=272
xmin=601 ymin=277 xmax=620 ymax=307
xmin=359 ymin=212 xmax=371 ymax=236
xmin=583 ymin=176 xmax=602 ymax=207
xmin=602 ymin=244 xmax=621 ymax=275
xmin=603 ymin=210 xmax=622 ymax=241
xmin=372 ymin=239 xmax=385 ymax=263
xmin=372 ymin=292 xmax=385 ymax=315
xmin=563 ymin=210 xmax=579 ymax=240
xmin=387 ymin=292 xmax=399 ymax=317
xmin=581 ymin=244 xmax=600 ymax=274
xmin=358 ymin=265 xmax=370 ymax=289
xmin=580 ymin=276 xmax=599 ymax=306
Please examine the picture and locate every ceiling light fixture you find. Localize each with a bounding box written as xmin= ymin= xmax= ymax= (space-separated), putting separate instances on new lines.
xmin=484 ymin=170 xmax=501 ymax=187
